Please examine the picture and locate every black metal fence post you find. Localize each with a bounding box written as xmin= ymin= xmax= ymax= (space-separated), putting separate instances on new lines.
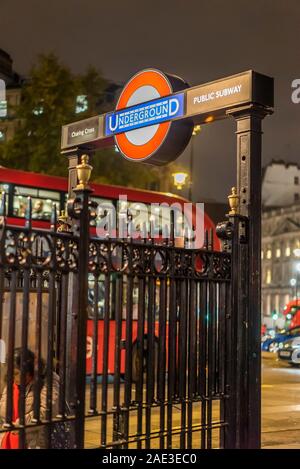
xmin=74 ymin=189 xmax=91 ymax=448
xmin=62 ymin=150 xmax=82 ymax=439
xmin=222 ymin=212 xmax=247 ymax=449
xmin=66 ymin=154 xmax=93 ymax=448
xmin=227 ymin=105 xmax=271 ymax=448
xmin=217 ymin=213 xmax=237 ymax=449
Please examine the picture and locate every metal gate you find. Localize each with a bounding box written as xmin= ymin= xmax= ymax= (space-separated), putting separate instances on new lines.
xmin=0 ymin=183 xmax=237 ymax=449
xmin=0 ymin=66 xmax=275 ymax=449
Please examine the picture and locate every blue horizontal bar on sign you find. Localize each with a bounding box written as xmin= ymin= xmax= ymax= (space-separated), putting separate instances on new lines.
xmin=105 ymin=92 xmax=185 ymax=137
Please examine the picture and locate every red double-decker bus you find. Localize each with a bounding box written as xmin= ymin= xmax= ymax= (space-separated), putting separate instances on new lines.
xmin=0 ymin=166 xmax=219 ymax=376
xmin=283 ymin=300 xmax=300 ymax=329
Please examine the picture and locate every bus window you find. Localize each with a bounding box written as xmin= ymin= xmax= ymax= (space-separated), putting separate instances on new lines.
xmin=121 ymin=278 xmax=139 ymax=320
xmin=88 ymin=274 xmax=106 ymax=319
xmin=117 ymin=200 xmax=150 ymax=236
xmin=160 ymin=205 xmax=191 ymax=237
xmin=0 ymin=182 xmax=10 ymax=213
xmin=13 ymin=186 xmax=60 ymax=219
xmin=90 ymin=196 xmax=115 ymax=228
xmin=0 ymin=182 xmax=10 ymax=194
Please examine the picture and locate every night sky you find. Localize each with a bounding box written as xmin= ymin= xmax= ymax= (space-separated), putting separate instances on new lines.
xmin=0 ymin=0 xmax=299 ymax=202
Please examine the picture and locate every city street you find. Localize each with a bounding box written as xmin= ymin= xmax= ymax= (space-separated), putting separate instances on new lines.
xmin=82 ymin=355 xmax=300 ymax=449
xmin=0 ymin=1 xmax=299 ymax=455
xmin=262 ymin=354 xmax=300 ymax=448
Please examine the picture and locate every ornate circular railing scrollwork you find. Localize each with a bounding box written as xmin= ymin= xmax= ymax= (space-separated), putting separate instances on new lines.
xmin=29 ymin=233 xmax=52 ymax=267
xmin=194 ymin=252 xmax=209 ymax=277
xmin=153 ymin=249 xmax=169 ymax=274
xmin=4 ymin=230 xmax=32 ymax=266
xmin=212 ymin=253 xmax=231 ymax=279
xmin=66 ymin=196 xmax=83 ymax=220
xmin=110 ymin=243 xmax=129 ymax=272
xmin=55 ymin=237 xmax=78 ymax=271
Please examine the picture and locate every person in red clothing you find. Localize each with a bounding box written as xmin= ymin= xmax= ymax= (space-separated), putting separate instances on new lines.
xmin=261 ymin=323 xmax=267 ymax=336
xmin=0 ymin=348 xmax=62 ymax=449
xmin=0 ymin=348 xmax=35 ymax=449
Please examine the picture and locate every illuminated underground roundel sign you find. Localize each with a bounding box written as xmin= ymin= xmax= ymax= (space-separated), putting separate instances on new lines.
xmin=105 ymin=69 xmax=194 ymax=165
xmin=62 ymin=69 xmax=274 ymax=166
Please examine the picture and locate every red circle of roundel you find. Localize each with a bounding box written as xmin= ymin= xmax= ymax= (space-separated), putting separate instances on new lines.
xmin=115 ymin=69 xmax=173 ymax=161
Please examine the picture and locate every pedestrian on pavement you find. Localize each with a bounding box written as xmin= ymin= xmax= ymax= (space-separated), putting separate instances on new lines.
xmin=0 ymin=348 xmax=60 ymax=449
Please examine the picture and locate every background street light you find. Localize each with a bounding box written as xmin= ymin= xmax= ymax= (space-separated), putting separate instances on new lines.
xmin=188 ymin=125 xmax=201 ymax=201
xmin=290 ymin=277 xmax=297 ymax=288
xmin=172 ymin=171 xmax=188 ymax=190
xmin=290 ymin=277 xmax=297 ymax=300
xmin=293 ymin=248 xmax=300 ymax=305
xmin=294 ymin=261 xmax=300 ymax=307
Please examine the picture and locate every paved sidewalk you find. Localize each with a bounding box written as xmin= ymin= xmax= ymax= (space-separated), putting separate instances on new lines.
xmin=83 ymin=355 xmax=300 ymax=449
xmin=262 ymin=355 xmax=300 ymax=449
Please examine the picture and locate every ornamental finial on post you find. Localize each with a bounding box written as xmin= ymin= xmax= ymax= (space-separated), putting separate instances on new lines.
xmin=57 ymin=210 xmax=71 ymax=232
xmin=228 ymin=187 xmax=239 ymax=215
xmin=75 ymin=154 xmax=93 ymax=191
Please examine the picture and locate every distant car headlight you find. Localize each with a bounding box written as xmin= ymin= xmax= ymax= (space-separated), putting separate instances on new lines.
xmin=282 ymin=340 xmax=293 ymax=348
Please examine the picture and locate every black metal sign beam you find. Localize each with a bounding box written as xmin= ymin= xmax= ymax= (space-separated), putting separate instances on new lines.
xmin=61 ymin=70 xmax=273 ymax=151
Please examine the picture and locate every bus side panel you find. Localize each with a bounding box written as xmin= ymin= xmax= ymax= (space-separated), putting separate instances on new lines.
xmin=86 ymin=320 xmax=140 ymax=375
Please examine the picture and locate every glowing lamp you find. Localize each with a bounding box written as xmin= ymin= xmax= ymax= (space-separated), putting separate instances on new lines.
xmin=172 ymin=172 xmax=188 ymax=190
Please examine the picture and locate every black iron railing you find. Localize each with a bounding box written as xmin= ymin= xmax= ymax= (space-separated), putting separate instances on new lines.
xmin=0 ymin=192 xmax=232 ymax=449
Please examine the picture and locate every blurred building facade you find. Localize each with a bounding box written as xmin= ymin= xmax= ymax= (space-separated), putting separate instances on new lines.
xmin=0 ymin=48 xmax=23 ymax=142
xmin=262 ymin=160 xmax=300 ymax=327
xmin=0 ymin=48 xmax=121 ymax=144
xmin=262 ymin=160 xmax=300 ymax=207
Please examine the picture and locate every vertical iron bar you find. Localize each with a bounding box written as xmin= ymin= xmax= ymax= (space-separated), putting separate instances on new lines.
xmin=19 ymin=264 xmax=30 ymax=448
xmin=187 ymin=278 xmax=196 ymax=448
xmin=112 ymin=273 xmax=123 ymax=444
xmin=0 ymin=194 xmax=6 ymax=361
xmin=100 ymin=272 xmax=111 ymax=447
xmin=212 ymin=282 xmax=217 ymax=398
xmin=58 ymin=271 xmax=68 ymax=419
xmin=45 ymin=259 xmax=56 ymax=447
xmin=145 ymin=275 xmax=155 ymax=449
xmin=0 ymin=269 xmax=4 ymax=354
xmin=167 ymin=270 xmax=176 ymax=449
xmin=65 ymin=271 xmax=78 ymax=435
xmin=219 ymin=280 xmax=229 ymax=448
xmin=178 ymin=278 xmax=188 ymax=448
xmin=158 ymin=277 xmax=167 ymax=449
xmin=0 ymin=265 xmax=4 ymax=404
xmin=215 ymin=283 xmax=220 ymax=396
xmin=136 ymin=275 xmax=145 ymax=449
xmin=19 ymin=198 xmax=32 ymax=449
xmin=33 ymin=271 xmax=42 ymax=423
xmin=5 ymin=270 xmax=17 ymax=428
xmin=199 ymin=280 xmax=208 ymax=449
xmin=206 ymin=280 xmax=215 ymax=449
xmin=89 ymin=273 xmax=99 ymax=414
xmin=123 ymin=270 xmax=133 ymax=449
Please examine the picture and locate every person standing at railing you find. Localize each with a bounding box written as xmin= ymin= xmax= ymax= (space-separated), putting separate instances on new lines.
xmin=0 ymin=348 xmax=60 ymax=449
xmin=0 ymin=348 xmax=36 ymax=449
